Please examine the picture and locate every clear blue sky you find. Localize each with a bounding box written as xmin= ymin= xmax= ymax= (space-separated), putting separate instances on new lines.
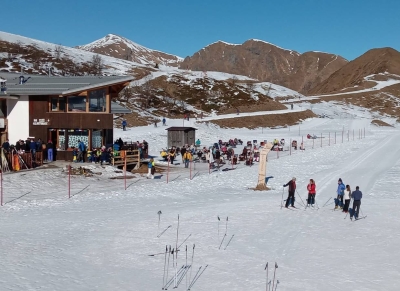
xmin=1 ymin=0 xmax=399 ymax=60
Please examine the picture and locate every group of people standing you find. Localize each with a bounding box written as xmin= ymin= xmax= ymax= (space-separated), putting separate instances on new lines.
xmin=2 ymin=138 xmax=55 ymax=162
xmin=283 ymin=177 xmax=364 ymax=219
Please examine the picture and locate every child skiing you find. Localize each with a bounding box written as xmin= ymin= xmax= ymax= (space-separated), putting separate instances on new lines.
xmin=283 ymin=177 xmax=296 ymax=208
xmin=335 ymin=178 xmax=345 ymax=209
xmin=307 ymin=179 xmax=316 ymax=207
xmin=343 ymin=185 xmax=351 ymax=213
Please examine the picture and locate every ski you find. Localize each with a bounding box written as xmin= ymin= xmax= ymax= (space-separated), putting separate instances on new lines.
xmin=188 ymin=265 xmax=208 ymax=290
xmin=353 ymin=216 xmax=367 ymax=221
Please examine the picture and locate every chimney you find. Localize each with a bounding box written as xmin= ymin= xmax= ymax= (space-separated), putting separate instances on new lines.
xmin=19 ymin=76 xmax=25 ymax=85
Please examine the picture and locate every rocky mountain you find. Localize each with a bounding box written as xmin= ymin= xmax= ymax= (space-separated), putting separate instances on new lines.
xmin=78 ymin=34 xmax=183 ymax=66
xmin=309 ymin=47 xmax=400 ymax=95
xmin=179 ymin=39 xmax=348 ymax=93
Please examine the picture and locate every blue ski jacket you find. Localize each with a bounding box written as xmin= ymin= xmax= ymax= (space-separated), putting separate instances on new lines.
xmin=337 ymin=183 xmax=345 ymax=196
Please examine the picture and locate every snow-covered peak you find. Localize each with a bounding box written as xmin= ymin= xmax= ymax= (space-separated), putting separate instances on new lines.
xmin=79 ymin=34 xmax=152 ymax=53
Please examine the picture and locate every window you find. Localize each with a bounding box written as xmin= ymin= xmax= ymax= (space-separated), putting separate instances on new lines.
xmin=89 ymin=89 xmax=106 ymax=112
xmin=92 ymin=130 xmax=102 ymax=148
xmin=68 ymin=96 xmax=87 ymax=112
xmin=68 ymin=129 xmax=88 ymax=148
xmin=50 ymin=97 xmax=66 ymax=112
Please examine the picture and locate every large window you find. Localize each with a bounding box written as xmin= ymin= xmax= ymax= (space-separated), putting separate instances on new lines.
xmin=50 ymin=97 xmax=66 ymax=112
xmin=68 ymin=96 xmax=87 ymax=112
xmin=68 ymin=129 xmax=89 ymax=148
xmin=89 ymin=89 xmax=106 ymax=112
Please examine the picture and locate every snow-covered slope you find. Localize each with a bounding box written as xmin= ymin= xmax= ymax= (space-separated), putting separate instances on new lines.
xmin=78 ymin=34 xmax=183 ymax=66
xmin=0 ymin=31 xmax=148 ymax=75
xmin=1 ymin=103 xmax=400 ymax=290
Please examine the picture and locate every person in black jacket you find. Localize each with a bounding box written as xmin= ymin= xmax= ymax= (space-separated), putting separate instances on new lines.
xmin=351 ymin=186 xmax=363 ymax=220
xmin=283 ymin=177 xmax=297 ymax=208
xmin=1 ymin=139 xmax=10 ymax=152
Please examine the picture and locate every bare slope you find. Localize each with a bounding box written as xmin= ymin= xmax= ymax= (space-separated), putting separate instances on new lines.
xmin=309 ymin=47 xmax=400 ymax=95
xmin=180 ymin=39 xmax=348 ymax=93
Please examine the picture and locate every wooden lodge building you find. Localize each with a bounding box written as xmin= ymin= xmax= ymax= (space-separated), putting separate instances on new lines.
xmin=0 ymin=72 xmax=133 ymax=160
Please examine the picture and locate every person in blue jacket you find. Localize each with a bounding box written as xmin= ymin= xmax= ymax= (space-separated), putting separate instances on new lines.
xmin=122 ymin=119 xmax=127 ymax=131
xmin=335 ymin=178 xmax=346 ymax=209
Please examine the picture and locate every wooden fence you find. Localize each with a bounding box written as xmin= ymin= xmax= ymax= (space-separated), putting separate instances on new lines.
xmin=2 ymin=151 xmax=43 ymax=172
xmin=111 ymin=150 xmax=140 ymax=167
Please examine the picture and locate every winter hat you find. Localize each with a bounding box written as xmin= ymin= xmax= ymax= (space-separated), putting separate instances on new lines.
xmin=338 ymin=178 xmax=342 ymax=182
xmin=292 ymin=177 xmax=296 ymax=181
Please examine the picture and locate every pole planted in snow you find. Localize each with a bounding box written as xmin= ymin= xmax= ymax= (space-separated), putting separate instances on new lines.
xmin=0 ymin=169 xmax=3 ymax=206
xmin=124 ymin=150 xmax=127 ymax=190
xmin=272 ymin=263 xmax=278 ymax=291
xmin=190 ymin=159 xmax=192 ymax=180
xmin=167 ymin=157 xmax=170 ymax=184
xmin=68 ymin=164 xmax=71 ymax=199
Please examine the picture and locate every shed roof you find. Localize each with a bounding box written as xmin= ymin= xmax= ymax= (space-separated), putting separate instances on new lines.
xmin=166 ymin=127 xmax=197 ymax=131
xmin=0 ymin=72 xmax=134 ymax=96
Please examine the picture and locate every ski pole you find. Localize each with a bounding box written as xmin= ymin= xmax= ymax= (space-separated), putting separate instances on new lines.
xmin=225 ymin=216 xmax=228 ymax=235
xmin=188 ymin=265 xmax=208 ymax=290
xmin=265 ymin=263 xmax=268 ymax=291
xmin=163 ymin=246 xmax=171 ymax=290
xmin=188 ymin=266 xmax=202 ymax=290
xmin=315 ymin=197 xmax=320 ymax=210
xmin=162 ymin=245 xmax=168 ymax=289
xmin=157 ymin=225 xmax=172 ymax=238
xmin=322 ymin=197 xmax=332 ymax=207
xmin=158 ymin=210 xmax=162 ymax=231
xmin=163 ymin=265 xmax=185 ymax=289
xmin=224 ymin=234 xmax=234 ymax=250
xmin=296 ymin=190 xmax=306 ymax=207
xmin=177 ymin=234 xmax=192 ymax=250
xmin=219 ymin=233 xmax=227 ymax=250
xmin=188 ymin=244 xmax=195 ymax=286
xmin=218 ymin=216 xmax=220 ymax=241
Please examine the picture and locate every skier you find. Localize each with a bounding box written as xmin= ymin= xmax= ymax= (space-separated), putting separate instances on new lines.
xmin=307 ymin=179 xmax=316 ymax=207
xmin=335 ymin=178 xmax=345 ymax=209
xmin=122 ymin=119 xmax=127 ymax=131
xmin=162 ymin=117 xmax=166 ymax=126
xmin=283 ymin=177 xmax=296 ymax=208
xmin=343 ymin=185 xmax=351 ymax=213
xmin=351 ymin=186 xmax=363 ymax=220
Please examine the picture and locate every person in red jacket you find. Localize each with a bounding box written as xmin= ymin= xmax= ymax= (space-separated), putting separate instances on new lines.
xmin=283 ymin=177 xmax=297 ymax=208
xmin=307 ymin=179 xmax=316 ymax=206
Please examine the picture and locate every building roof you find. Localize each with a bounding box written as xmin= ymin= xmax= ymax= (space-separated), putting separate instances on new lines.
xmin=111 ymin=102 xmax=131 ymax=114
xmin=0 ymin=72 xmax=134 ymax=96
xmin=166 ymin=127 xmax=197 ymax=131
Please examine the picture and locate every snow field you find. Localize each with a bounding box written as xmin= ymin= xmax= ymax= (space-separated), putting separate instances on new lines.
xmin=1 ymin=105 xmax=400 ymax=290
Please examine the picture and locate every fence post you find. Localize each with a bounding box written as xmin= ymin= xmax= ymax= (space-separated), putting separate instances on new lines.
xmin=190 ymin=159 xmax=192 ymax=180
xmin=68 ymin=164 xmax=71 ymax=199
xmin=124 ymin=151 xmax=127 ymax=190
xmin=167 ymin=158 xmax=170 ymax=183
xmin=1 ymin=169 xmax=3 ymax=206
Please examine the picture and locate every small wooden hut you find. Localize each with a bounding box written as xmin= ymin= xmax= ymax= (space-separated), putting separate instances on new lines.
xmin=166 ymin=127 xmax=197 ymax=148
